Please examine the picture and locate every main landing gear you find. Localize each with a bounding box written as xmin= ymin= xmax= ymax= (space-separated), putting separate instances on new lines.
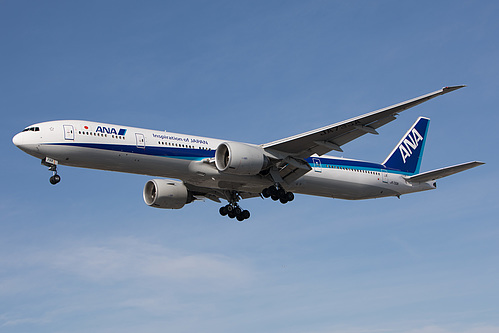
xmin=261 ymin=185 xmax=294 ymax=204
xmin=219 ymin=191 xmax=251 ymax=222
xmin=219 ymin=204 xmax=251 ymax=222
xmin=42 ymin=157 xmax=61 ymax=185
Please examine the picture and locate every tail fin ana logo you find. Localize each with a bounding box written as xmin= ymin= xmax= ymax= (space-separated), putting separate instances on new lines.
xmin=399 ymin=128 xmax=423 ymax=163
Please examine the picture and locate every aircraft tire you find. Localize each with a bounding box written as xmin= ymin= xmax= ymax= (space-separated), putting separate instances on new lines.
xmin=269 ymin=186 xmax=278 ymax=196
xmin=49 ymin=175 xmax=61 ymax=185
xmin=219 ymin=206 xmax=228 ymax=216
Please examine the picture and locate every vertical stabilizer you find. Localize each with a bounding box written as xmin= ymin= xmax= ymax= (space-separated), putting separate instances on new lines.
xmin=382 ymin=117 xmax=430 ymax=175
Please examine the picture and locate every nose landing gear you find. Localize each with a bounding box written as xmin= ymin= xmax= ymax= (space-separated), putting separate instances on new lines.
xmin=42 ymin=157 xmax=61 ymax=185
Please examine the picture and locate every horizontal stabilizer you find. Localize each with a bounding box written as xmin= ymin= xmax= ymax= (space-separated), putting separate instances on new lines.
xmin=403 ymin=161 xmax=484 ymax=183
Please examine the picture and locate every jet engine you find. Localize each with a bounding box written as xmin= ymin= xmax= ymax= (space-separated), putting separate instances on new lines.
xmin=215 ymin=142 xmax=270 ymax=175
xmin=143 ymin=179 xmax=193 ymax=209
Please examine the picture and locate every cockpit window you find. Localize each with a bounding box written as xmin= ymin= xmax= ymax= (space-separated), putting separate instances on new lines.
xmin=22 ymin=127 xmax=40 ymax=132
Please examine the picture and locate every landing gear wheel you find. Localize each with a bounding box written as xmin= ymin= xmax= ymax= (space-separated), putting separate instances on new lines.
xmin=263 ymin=185 xmax=294 ymax=204
xmin=236 ymin=209 xmax=251 ymax=222
xmin=220 ymin=204 xmax=251 ymax=221
xmin=269 ymin=186 xmax=278 ymax=196
xmin=49 ymin=174 xmax=61 ymax=185
xmin=219 ymin=206 xmax=228 ymax=216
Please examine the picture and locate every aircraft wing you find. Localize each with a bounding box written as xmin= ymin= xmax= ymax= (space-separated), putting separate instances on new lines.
xmin=403 ymin=161 xmax=484 ymax=183
xmin=262 ymin=86 xmax=465 ymax=159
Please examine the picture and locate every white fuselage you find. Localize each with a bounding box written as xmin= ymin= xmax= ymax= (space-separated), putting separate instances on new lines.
xmin=12 ymin=120 xmax=435 ymax=200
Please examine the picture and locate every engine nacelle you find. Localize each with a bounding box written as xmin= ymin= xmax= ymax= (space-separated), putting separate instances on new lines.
xmin=143 ymin=179 xmax=193 ymax=209
xmin=215 ymin=142 xmax=269 ymax=175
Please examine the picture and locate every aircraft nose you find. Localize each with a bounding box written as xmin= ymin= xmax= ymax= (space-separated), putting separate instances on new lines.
xmin=12 ymin=132 xmax=23 ymax=147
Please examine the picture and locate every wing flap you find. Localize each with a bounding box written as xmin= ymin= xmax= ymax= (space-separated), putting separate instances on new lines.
xmin=279 ymin=164 xmax=311 ymax=184
xmin=403 ymin=161 xmax=484 ymax=183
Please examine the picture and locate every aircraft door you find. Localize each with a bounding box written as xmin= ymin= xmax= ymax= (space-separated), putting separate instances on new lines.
xmin=135 ymin=133 xmax=145 ymax=148
xmin=63 ymin=125 xmax=74 ymax=140
xmin=312 ymin=158 xmax=322 ymax=173
xmin=382 ymin=172 xmax=388 ymax=183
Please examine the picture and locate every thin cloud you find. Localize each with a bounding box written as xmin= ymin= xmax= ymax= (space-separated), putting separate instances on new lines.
xmin=306 ymin=325 xmax=499 ymax=333
xmin=0 ymin=237 xmax=258 ymax=329
xmin=37 ymin=237 xmax=255 ymax=287
xmin=403 ymin=326 xmax=499 ymax=333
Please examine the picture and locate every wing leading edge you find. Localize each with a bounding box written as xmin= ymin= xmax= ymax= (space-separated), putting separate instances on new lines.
xmin=262 ymin=86 xmax=465 ymax=159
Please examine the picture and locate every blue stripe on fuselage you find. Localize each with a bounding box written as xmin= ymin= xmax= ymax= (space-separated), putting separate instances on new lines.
xmin=48 ymin=142 xmax=215 ymax=160
xmin=306 ymin=156 xmax=412 ymax=175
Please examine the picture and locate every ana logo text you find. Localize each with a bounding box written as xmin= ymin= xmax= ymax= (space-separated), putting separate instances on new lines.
xmin=96 ymin=126 xmax=127 ymax=136
xmin=399 ymin=128 xmax=423 ymax=163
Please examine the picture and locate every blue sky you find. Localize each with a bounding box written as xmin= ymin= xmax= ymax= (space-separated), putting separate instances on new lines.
xmin=1 ymin=1 xmax=498 ymax=332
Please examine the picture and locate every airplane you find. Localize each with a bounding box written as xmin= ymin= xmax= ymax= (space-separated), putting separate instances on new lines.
xmin=12 ymin=85 xmax=484 ymax=221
